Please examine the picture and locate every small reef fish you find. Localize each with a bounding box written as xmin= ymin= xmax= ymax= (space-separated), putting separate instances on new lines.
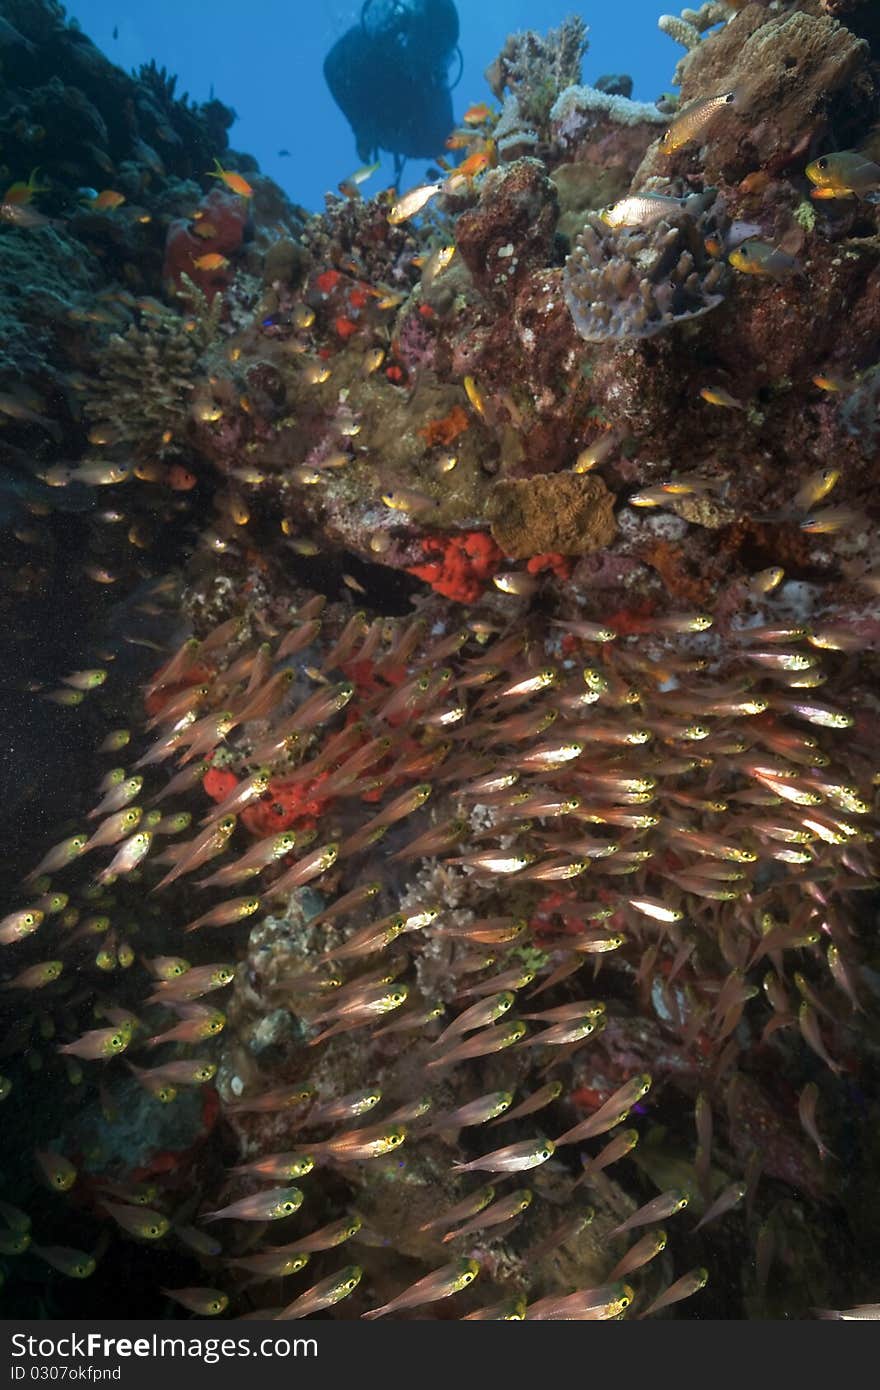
xmin=700 ymin=385 xmax=744 ymax=409
xmin=609 ymin=1189 xmax=690 ymax=1239
xmin=451 ymin=1136 xmax=555 ymax=1174
xmin=442 ymin=1189 xmax=532 ymax=1242
xmin=229 ymin=1251 xmax=310 ymax=1278
xmin=601 ymin=191 xmax=708 ymax=228
xmin=24 ymin=834 xmax=87 ymax=881
xmin=313 ymin=1123 xmax=406 ymax=1163
xmin=728 ymin=240 xmax=803 ymax=279
xmin=129 ymin=1059 xmax=217 ymax=1087
xmin=192 ymin=252 xmax=230 ymax=271
xmin=429 ymin=1090 xmax=514 ymax=1133
xmin=279 ymin=1214 xmax=363 ymax=1254
xmin=660 ymin=91 xmax=738 ymax=154
xmin=161 ymin=1288 xmax=228 ymax=1316
xmin=202 ymin=1187 xmax=304 ymax=1223
xmin=0 ymin=907 xmax=44 ymax=945
xmin=388 ymin=182 xmax=442 ymax=224
xmin=82 ymin=189 xmax=125 ymax=210
xmin=419 ymin=1184 xmax=496 ymax=1233
xmin=463 ymin=1297 xmax=527 ymax=1320
xmin=693 ymin=1180 xmax=746 ymax=1231
xmin=526 ymin=1282 xmax=634 ymax=1320
xmin=362 ymin=1258 xmax=479 ymax=1319
xmin=207 ymin=159 xmax=253 ymax=197
xmin=35 ymin=1150 xmax=77 ymax=1190
xmin=805 ymin=151 xmax=880 ymax=198
xmin=101 ymin=1203 xmax=169 ymax=1241
xmin=58 ymin=1026 xmax=130 ymax=1061
xmin=607 ymin=1230 xmax=668 ymax=1283
xmin=640 ymin=1267 xmax=708 ymax=1318
xmin=463 ymin=103 xmax=494 ymax=125
xmin=554 ymin=1074 xmax=652 ymax=1145
xmin=31 ymin=1245 xmax=96 ymax=1279
xmin=3 ymin=959 xmax=62 ymax=990
xmin=276 ymin=1266 xmax=363 ymax=1320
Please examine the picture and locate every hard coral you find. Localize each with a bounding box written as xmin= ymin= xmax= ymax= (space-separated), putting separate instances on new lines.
xmin=406 ymin=531 xmax=502 ymax=602
xmin=485 ymin=15 xmax=589 ymax=132
xmin=563 ymin=205 xmax=728 ymax=342
xmin=488 ymin=472 xmax=617 ymax=558
xmin=456 ymin=158 xmax=559 ymax=303
xmin=641 ymin=7 xmax=875 ymax=186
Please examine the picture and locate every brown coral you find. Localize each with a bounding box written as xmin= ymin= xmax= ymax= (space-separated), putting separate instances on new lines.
xmin=455 ymin=158 xmax=559 ymax=303
xmin=487 ymin=472 xmax=617 ymax=557
xmin=639 ymin=7 xmax=875 ymax=186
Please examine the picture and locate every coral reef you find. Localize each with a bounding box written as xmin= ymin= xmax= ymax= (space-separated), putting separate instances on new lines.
xmin=563 ymin=205 xmax=728 ymax=341
xmin=485 ymin=15 xmax=589 ymax=132
xmin=488 ymin=473 xmax=617 ymax=557
xmin=2 ymin=0 xmax=880 ymax=1328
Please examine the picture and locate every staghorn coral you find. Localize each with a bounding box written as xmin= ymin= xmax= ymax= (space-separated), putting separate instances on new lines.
xmin=562 ymin=205 xmax=728 ymax=342
xmin=658 ymin=2 xmax=737 ymax=83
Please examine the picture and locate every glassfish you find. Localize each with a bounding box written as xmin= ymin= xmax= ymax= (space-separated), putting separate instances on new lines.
xmin=362 ymin=1257 xmax=479 ymax=1319
xmin=202 ymin=1187 xmax=304 ymax=1223
xmin=451 ymin=1136 xmax=555 ymax=1174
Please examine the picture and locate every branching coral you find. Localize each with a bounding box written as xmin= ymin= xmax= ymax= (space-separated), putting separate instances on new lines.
xmin=493 ymin=94 xmax=540 ymax=163
xmin=485 ymin=15 xmax=589 ymax=132
xmin=83 ymin=287 xmax=221 ymax=457
xmin=563 ymin=206 xmax=728 ymax=342
xmin=659 ymin=2 xmax=737 ymax=83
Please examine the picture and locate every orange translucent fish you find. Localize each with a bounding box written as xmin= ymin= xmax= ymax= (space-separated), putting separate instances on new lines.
xmin=463 ymin=103 xmax=493 ymax=125
xmin=207 ymin=159 xmax=253 ymax=198
xmin=458 ymin=149 xmax=492 ymax=178
xmin=192 ymin=252 xmax=230 ymax=271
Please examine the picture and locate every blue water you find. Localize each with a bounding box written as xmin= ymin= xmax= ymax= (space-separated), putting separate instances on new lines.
xmin=69 ymin=1 xmax=676 ymax=211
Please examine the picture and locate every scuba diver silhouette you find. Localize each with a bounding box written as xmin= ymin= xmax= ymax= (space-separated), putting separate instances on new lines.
xmin=324 ymin=0 xmax=462 ymax=185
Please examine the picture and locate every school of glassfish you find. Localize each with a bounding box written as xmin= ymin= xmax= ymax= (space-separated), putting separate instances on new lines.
xmin=2 ymin=1 xmax=880 ymax=1325
xmin=0 ymin=539 xmax=874 ymax=1317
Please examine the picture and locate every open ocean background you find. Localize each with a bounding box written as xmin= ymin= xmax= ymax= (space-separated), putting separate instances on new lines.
xmin=69 ymin=1 xmax=674 ymax=210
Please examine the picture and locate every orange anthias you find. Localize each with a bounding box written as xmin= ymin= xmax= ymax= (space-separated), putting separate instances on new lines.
xmin=207 ymin=159 xmax=253 ymax=198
